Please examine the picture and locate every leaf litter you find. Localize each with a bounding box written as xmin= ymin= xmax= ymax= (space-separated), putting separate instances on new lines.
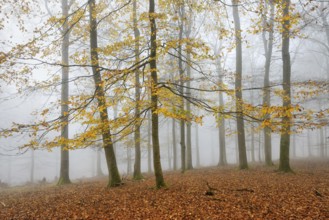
xmin=0 ymin=159 xmax=329 ymax=219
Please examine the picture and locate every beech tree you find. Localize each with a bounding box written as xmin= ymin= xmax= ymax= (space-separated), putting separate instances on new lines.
xmin=88 ymin=0 xmax=121 ymax=186
xmin=232 ymin=0 xmax=248 ymax=169
xmin=185 ymin=3 xmax=193 ymax=170
xmin=57 ymin=0 xmax=71 ymax=186
xmin=279 ymin=0 xmax=292 ymax=172
xmin=217 ymin=53 xmax=227 ymax=166
xmin=178 ymin=2 xmax=186 ymax=173
xmin=132 ymin=0 xmax=143 ymax=180
xmin=261 ymin=0 xmax=275 ymax=166
xmin=2 ymin=0 xmax=329 ymax=188
xmin=149 ymin=0 xmax=166 ymax=188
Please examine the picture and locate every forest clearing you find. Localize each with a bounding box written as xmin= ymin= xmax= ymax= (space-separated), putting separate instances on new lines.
xmin=1 ymin=159 xmax=329 ymax=219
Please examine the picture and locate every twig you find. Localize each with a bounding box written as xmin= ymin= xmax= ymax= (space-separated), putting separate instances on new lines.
xmin=204 ymin=181 xmax=218 ymax=196
xmin=314 ymin=189 xmax=323 ymax=197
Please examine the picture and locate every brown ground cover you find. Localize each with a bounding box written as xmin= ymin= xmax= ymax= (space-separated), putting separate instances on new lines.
xmin=1 ymin=159 xmax=329 ymax=219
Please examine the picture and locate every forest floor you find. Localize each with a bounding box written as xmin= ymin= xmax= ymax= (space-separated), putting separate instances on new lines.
xmin=1 ymin=159 xmax=329 ymax=219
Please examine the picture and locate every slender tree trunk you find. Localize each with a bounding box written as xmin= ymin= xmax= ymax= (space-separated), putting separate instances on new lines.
xmin=258 ymin=131 xmax=262 ymax=162
xmin=132 ymin=0 xmax=143 ymax=180
xmin=127 ymin=147 xmax=132 ymax=175
xmin=320 ymin=3 xmax=329 ymax=48
xmin=186 ymin=56 xmax=193 ymax=170
xmin=92 ymin=150 xmax=95 ymax=177
xmin=279 ymin=0 xmax=292 ymax=172
xmin=217 ymin=57 xmax=227 ymax=166
xmin=249 ymin=77 xmax=255 ymax=163
xmin=307 ymin=129 xmax=312 ymax=157
xmin=251 ymin=125 xmax=255 ymax=162
xmin=149 ymin=0 xmax=166 ymax=188
xmin=185 ymin=10 xmax=193 ymax=170
xmin=262 ymin=0 xmax=274 ymax=166
xmin=30 ymin=149 xmax=35 ymax=183
xmin=58 ymin=0 xmax=71 ymax=185
xmin=147 ymin=110 xmax=152 ymax=173
xmin=7 ymin=157 xmax=11 ymax=185
xmin=172 ymin=118 xmax=177 ymax=170
xmin=232 ymin=0 xmax=248 ymax=169
xmin=113 ymin=102 xmax=118 ymax=156
xmin=88 ymin=0 xmax=121 ymax=187
xmin=235 ymin=131 xmax=239 ymax=164
xmin=96 ymin=147 xmax=104 ymax=176
xmin=320 ymin=127 xmax=325 ymax=158
xmin=167 ymin=120 xmax=172 ymax=170
xmin=292 ymin=134 xmax=296 ymax=158
xmin=178 ymin=4 xmax=186 ymax=173
xmin=325 ymin=126 xmax=328 ymax=157
xmin=195 ymin=124 xmax=200 ymax=167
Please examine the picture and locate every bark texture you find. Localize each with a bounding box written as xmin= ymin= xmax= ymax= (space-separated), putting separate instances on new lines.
xmin=185 ymin=7 xmax=193 ymax=170
xmin=149 ymin=0 xmax=166 ymax=188
xmin=262 ymin=0 xmax=274 ymax=166
xmin=232 ymin=0 xmax=248 ymax=170
xmin=133 ymin=0 xmax=143 ymax=180
xmin=279 ymin=0 xmax=292 ymax=172
xmin=89 ymin=0 xmax=121 ymax=186
xmin=178 ymin=3 xmax=186 ymax=173
xmin=58 ymin=0 xmax=71 ymax=185
xmin=218 ymin=58 xmax=227 ymax=166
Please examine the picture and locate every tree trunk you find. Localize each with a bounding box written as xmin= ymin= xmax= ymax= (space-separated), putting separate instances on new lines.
xmin=262 ymin=0 xmax=274 ymax=166
xmin=96 ymin=147 xmax=104 ymax=176
xmin=217 ymin=57 xmax=227 ymax=166
xmin=7 ymin=157 xmax=11 ymax=185
xmin=149 ymin=0 xmax=166 ymax=188
xmin=325 ymin=126 xmax=328 ymax=157
xmin=30 ymin=149 xmax=35 ymax=183
xmin=147 ymin=110 xmax=152 ymax=173
xmin=249 ymin=80 xmax=255 ymax=163
xmin=185 ymin=9 xmax=193 ymax=170
xmin=320 ymin=127 xmax=325 ymax=158
xmin=172 ymin=118 xmax=178 ymax=170
xmin=291 ymin=134 xmax=295 ymax=158
xmin=88 ymin=0 xmax=121 ymax=187
xmin=113 ymin=102 xmax=118 ymax=156
xmin=258 ymin=131 xmax=262 ymax=162
xmin=320 ymin=2 xmax=329 ymax=48
xmin=132 ymin=0 xmax=143 ymax=180
xmin=195 ymin=124 xmax=200 ymax=167
xmin=58 ymin=0 xmax=71 ymax=185
xmin=251 ymin=125 xmax=255 ymax=162
xmin=127 ymin=146 xmax=132 ymax=175
xmin=167 ymin=120 xmax=172 ymax=170
xmin=178 ymin=3 xmax=186 ymax=173
xmin=232 ymin=0 xmax=248 ymax=170
xmin=307 ymin=129 xmax=312 ymax=157
xmin=279 ymin=0 xmax=292 ymax=172
xmin=186 ymin=56 xmax=193 ymax=170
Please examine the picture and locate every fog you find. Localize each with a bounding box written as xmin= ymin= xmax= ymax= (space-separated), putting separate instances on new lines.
xmin=1 ymin=0 xmax=329 ymax=187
